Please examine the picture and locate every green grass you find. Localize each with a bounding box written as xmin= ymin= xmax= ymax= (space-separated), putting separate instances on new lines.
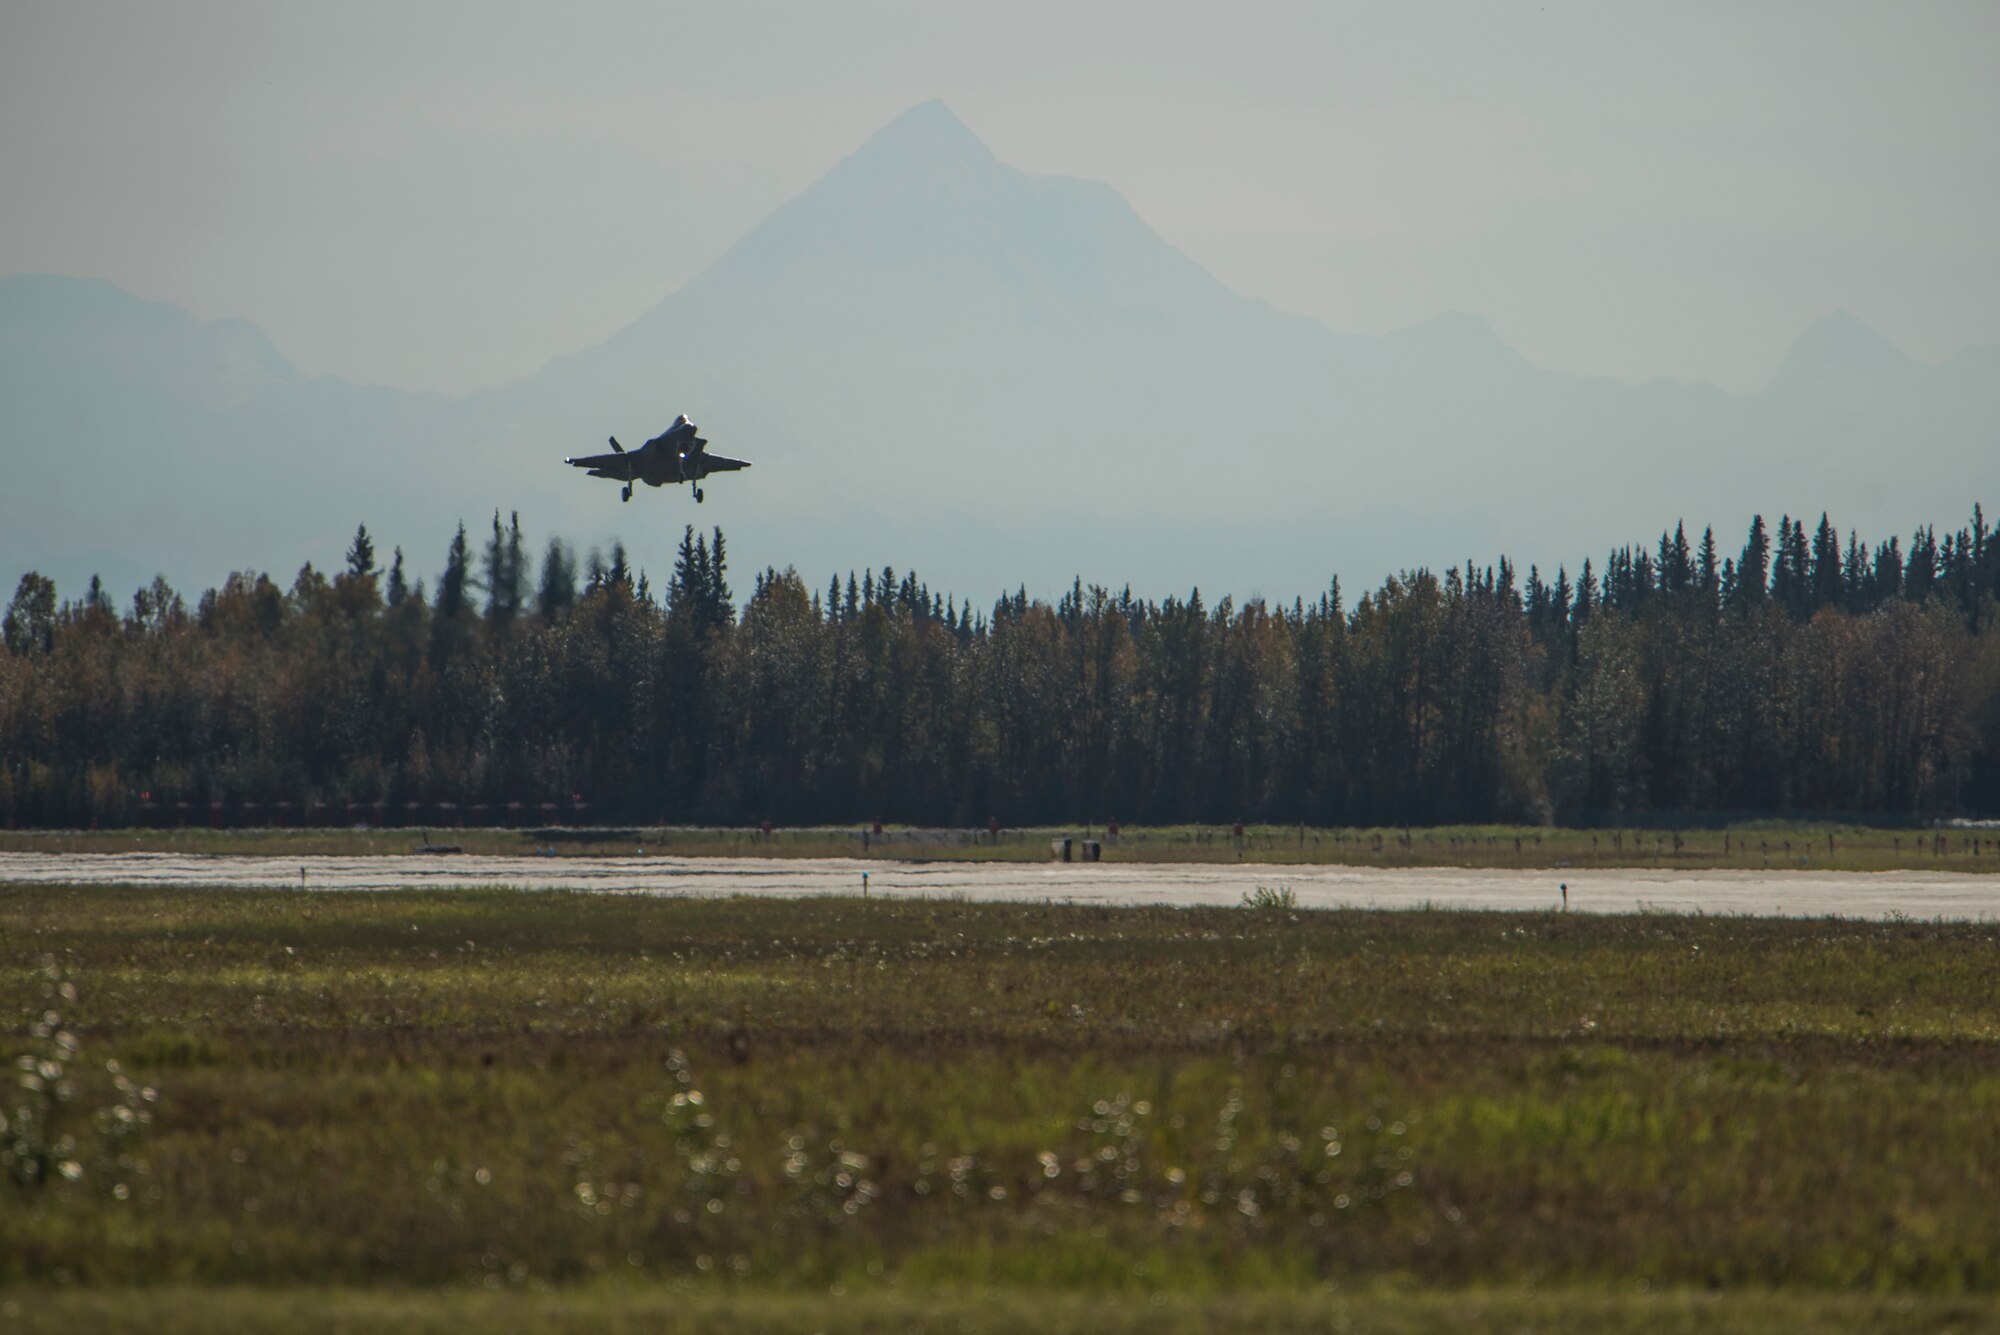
xmin=4 ymin=886 xmax=1999 ymax=1328
xmin=6 ymin=1286 xmax=1997 ymax=1334
xmin=6 ymin=818 xmax=1998 ymax=870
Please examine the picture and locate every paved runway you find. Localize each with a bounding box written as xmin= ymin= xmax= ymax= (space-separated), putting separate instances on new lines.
xmin=3 ymin=852 xmax=1996 ymax=919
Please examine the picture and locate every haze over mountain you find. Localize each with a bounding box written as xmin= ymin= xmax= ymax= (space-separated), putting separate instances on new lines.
xmin=5 ymin=101 xmax=1996 ymax=605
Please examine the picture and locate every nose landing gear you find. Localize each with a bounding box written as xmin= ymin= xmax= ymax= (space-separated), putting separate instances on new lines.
xmin=621 ymin=484 xmax=632 ymax=503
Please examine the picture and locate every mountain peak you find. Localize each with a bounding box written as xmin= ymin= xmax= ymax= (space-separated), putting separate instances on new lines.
xmin=670 ymin=97 xmax=1251 ymax=329
xmin=848 ymin=99 xmax=994 ymax=168
xmin=1767 ymin=309 xmax=1912 ymax=397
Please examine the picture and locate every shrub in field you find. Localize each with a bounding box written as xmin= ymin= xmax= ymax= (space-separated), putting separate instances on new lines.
xmin=1241 ymin=884 xmax=1299 ymax=910
xmin=2 ymin=957 xmax=156 ymax=1197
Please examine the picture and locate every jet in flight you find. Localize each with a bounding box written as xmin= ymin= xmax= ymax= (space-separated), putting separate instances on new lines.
xmin=564 ymin=415 xmax=749 ymax=503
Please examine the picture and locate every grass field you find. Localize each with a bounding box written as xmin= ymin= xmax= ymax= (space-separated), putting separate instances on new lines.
xmin=4 ymin=886 xmax=1999 ymax=1331
xmin=7 ymin=818 xmax=2000 ymax=871
xmin=6 ymin=1286 xmax=1997 ymax=1334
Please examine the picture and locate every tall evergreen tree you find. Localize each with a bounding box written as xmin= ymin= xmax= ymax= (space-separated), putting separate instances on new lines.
xmin=386 ymin=548 xmax=409 ymax=606
xmin=1660 ymin=522 xmax=1693 ymax=597
xmin=437 ymin=525 xmax=470 ymax=620
xmin=344 ymin=524 xmax=376 ymax=579
xmin=1870 ymin=536 xmax=1903 ymax=604
xmin=1736 ymin=515 xmax=1771 ymax=607
xmin=1769 ymin=516 xmax=1802 ymax=616
xmin=480 ymin=510 xmax=528 ymax=624
xmin=1810 ymin=513 xmax=1843 ymax=612
xmin=536 ymin=538 xmax=577 ymax=621
xmin=1697 ymin=526 xmax=1720 ymax=608
xmin=1907 ymin=527 xmax=1938 ymax=602
xmin=709 ymin=528 xmax=733 ymax=621
xmin=1524 ymin=565 xmax=1547 ymax=632
xmin=429 ymin=522 xmax=473 ymax=663
xmin=1841 ymin=532 xmax=1869 ymax=611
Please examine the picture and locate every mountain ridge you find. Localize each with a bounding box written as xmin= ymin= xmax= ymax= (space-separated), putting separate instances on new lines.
xmin=4 ymin=102 xmax=1996 ymax=604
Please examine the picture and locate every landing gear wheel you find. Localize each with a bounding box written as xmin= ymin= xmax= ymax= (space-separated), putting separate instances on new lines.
xmin=621 ymin=484 xmax=632 ymax=503
xmin=694 ymin=487 xmax=704 ymax=504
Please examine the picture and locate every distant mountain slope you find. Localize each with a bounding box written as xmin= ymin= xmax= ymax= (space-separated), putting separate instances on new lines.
xmin=5 ymin=102 xmax=1997 ymax=603
xmin=1 ymin=273 xmax=301 ymax=410
xmin=481 ymin=101 xmax=1352 ymax=513
xmin=465 ymin=101 xmax=1996 ymax=594
xmin=0 ymin=274 xmax=443 ymax=598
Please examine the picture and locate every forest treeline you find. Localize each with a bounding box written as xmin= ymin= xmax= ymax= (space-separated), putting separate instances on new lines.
xmin=4 ymin=508 xmax=2000 ymax=827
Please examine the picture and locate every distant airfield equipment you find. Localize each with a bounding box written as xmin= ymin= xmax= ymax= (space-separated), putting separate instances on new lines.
xmin=564 ymin=414 xmax=750 ymax=504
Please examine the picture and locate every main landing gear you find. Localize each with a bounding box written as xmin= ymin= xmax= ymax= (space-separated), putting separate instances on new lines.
xmin=621 ymin=484 xmax=632 ymax=503
xmin=693 ymin=486 xmax=704 ymax=504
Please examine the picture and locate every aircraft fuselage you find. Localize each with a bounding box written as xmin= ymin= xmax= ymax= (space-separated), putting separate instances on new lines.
xmin=564 ymin=415 xmax=751 ymax=503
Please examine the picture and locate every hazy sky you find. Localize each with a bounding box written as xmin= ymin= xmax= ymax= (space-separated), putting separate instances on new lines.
xmin=5 ymin=1 xmax=1996 ymax=396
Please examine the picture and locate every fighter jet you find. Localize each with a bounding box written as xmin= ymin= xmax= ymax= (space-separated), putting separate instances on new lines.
xmin=564 ymin=415 xmax=749 ymax=503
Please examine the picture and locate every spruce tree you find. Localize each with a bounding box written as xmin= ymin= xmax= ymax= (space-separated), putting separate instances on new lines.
xmin=1658 ymin=523 xmax=1692 ymax=597
xmin=1841 ymin=532 xmax=1869 ymax=611
xmin=344 ymin=524 xmax=376 ymax=579
xmin=480 ymin=510 xmax=528 ymax=624
xmin=1904 ymin=527 xmax=1936 ymax=599
xmin=536 ymin=538 xmax=577 ymax=621
xmin=504 ymin=512 xmax=526 ymax=616
xmin=1769 ymin=516 xmax=1798 ymax=614
xmin=436 ymin=524 xmax=470 ymax=621
xmin=1736 ymin=515 xmax=1771 ymax=607
xmin=386 ymin=548 xmax=409 ymax=606
xmin=1871 ymin=536 xmax=1904 ymax=604
xmin=1811 ymin=513 xmax=1843 ymax=612
xmin=429 ymin=523 xmax=472 ymax=663
xmin=1697 ymin=526 xmax=1720 ymax=608
xmin=708 ymin=527 xmax=732 ymax=624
